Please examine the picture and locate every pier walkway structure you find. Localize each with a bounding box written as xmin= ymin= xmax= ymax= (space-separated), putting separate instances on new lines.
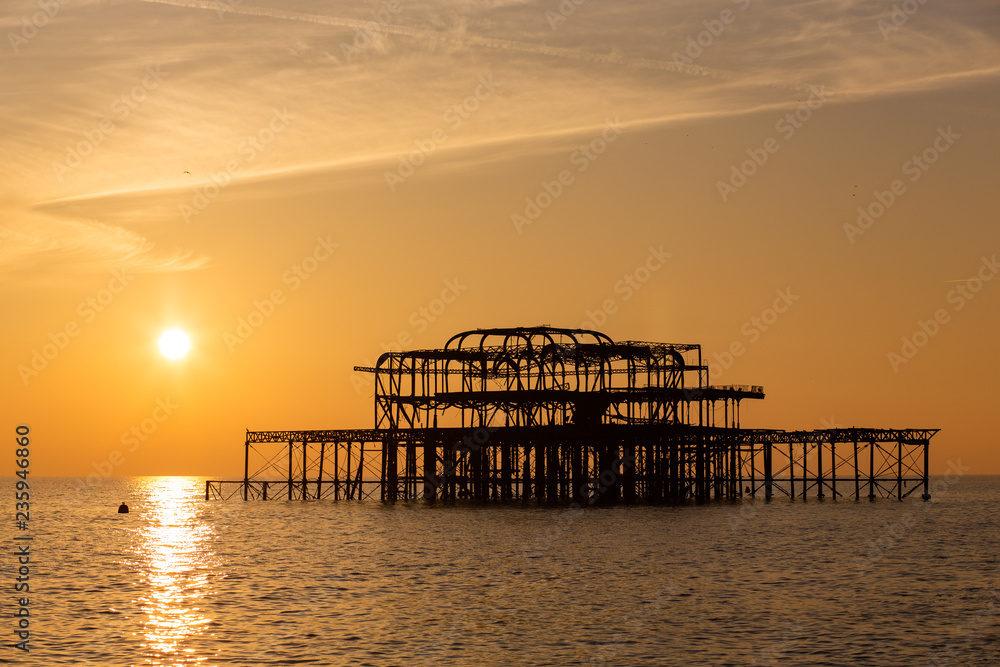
xmin=206 ymin=326 xmax=937 ymax=504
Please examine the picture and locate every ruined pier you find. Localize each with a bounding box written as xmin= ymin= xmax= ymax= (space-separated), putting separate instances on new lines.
xmin=207 ymin=327 xmax=936 ymax=503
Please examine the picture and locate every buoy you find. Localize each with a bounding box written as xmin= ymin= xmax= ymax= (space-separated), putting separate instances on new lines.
xmin=118 ymin=502 xmax=129 ymax=514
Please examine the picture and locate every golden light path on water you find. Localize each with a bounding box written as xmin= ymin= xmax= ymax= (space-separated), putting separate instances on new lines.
xmin=133 ymin=477 xmax=216 ymax=665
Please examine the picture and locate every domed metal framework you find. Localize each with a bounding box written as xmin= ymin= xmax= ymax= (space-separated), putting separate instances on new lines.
xmin=369 ymin=326 xmax=761 ymax=431
xmin=206 ymin=326 xmax=937 ymax=505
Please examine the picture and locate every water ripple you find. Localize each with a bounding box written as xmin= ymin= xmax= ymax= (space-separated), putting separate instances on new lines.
xmin=22 ymin=476 xmax=1000 ymax=665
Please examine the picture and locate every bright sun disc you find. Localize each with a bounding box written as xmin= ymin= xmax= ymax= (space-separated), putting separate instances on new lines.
xmin=159 ymin=329 xmax=190 ymax=360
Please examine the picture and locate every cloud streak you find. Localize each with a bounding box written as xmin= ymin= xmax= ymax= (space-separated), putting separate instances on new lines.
xmin=0 ymin=214 xmax=209 ymax=278
xmin=4 ymin=0 xmax=998 ymax=239
xmin=138 ymin=0 xmax=743 ymax=81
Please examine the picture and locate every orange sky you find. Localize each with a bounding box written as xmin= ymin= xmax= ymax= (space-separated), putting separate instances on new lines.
xmin=2 ymin=0 xmax=998 ymax=477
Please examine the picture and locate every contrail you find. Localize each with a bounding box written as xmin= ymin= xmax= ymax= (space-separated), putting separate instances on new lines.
xmin=138 ymin=0 xmax=731 ymax=80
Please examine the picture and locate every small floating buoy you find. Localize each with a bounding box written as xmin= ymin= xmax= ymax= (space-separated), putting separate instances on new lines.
xmin=118 ymin=502 xmax=129 ymax=514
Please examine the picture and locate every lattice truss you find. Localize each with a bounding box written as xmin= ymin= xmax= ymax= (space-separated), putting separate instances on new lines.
xmin=365 ymin=326 xmax=755 ymax=430
xmin=735 ymin=433 xmax=932 ymax=500
xmin=215 ymin=440 xmax=384 ymax=501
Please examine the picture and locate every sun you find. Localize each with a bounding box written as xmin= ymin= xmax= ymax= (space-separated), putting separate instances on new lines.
xmin=158 ymin=329 xmax=190 ymax=360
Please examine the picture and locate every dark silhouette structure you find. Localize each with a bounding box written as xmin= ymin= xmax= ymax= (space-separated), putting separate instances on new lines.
xmin=118 ymin=502 xmax=129 ymax=513
xmin=206 ymin=326 xmax=937 ymax=504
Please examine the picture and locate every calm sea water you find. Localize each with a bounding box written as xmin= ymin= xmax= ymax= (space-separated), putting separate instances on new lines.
xmin=3 ymin=476 xmax=998 ymax=666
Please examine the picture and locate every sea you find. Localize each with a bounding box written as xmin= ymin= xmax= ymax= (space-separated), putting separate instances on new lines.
xmin=3 ymin=475 xmax=998 ymax=666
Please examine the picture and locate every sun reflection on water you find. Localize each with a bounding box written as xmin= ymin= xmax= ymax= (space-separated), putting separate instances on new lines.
xmin=135 ymin=477 xmax=216 ymax=666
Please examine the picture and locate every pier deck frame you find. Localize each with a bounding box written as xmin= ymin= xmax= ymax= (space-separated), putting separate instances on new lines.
xmin=205 ymin=426 xmax=936 ymax=503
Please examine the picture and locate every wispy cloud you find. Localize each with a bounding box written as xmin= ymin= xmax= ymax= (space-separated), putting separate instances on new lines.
xmin=2 ymin=0 xmax=997 ymax=218
xmin=138 ymin=0 xmax=743 ymax=81
xmin=0 ymin=213 xmax=209 ymax=278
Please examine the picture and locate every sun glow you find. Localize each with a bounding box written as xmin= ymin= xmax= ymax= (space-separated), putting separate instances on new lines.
xmin=158 ymin=329 xmax=190 ymax=360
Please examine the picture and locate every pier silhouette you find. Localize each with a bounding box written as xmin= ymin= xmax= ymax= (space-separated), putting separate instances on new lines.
xmin=206 ymin=327 xmax=936 ymax=504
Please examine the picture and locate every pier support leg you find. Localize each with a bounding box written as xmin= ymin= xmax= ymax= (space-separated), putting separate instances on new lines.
xmin=243 ymin=438 xmax=249 ymax=502
xmin=287 ymin=440 xmax=294 ymax=501
xmin=623 ymin=442 xmax=636 ymax=504
xmin=535 ymin=441 xmax=546 ymax=502
xmin=386 ymin=440 xmax=398 ymax=502
xmin=897 ymin=440 xmax=903 ymax=501
xmin=500 ymin=442 xmax=512 ymax=501
xmin=547 ymin=442 xmax=560 ymax=504
xmin=445 ymin=440 xmax=456 ymax=501
xmin=922 ymin=440 xmax=931 ymax=500
xmin=726 ymin=437 xmax=743 ymax=498
xmin=868 ymin=440 xmax=876 ymax=501
xmin=302 ymin=440 xmax=308 ymax=500
xmin=334 ymin=442 xmax=340 ymax=500
xmin=789 ymin=443 xmax=795 ymax=500
xmin=764 ymin=443 xmax=772 ymax=500
xmin=572 ymin=440 xmax=585 ymax=505
xmin=695 ymin=438 xmax=706 ymax=502
xmin=853 ymin=439 xmax=859 ymax=500
xmin=424 ymin=439 xmax=437 ymax=501
xmin=817 ymin=440 xmax=824 ymax=499
xmin=317 ymin=442 xmax=325 ymax=500
xmin=920 ymin=440 xmax=931 ymax=500
xmin=830 ymin=441 xmax=836 ymax=500
xmin=802 ymin=443 xmax=808 ymax=499
xmin=522 ymin=448 xmax=532 ymax=502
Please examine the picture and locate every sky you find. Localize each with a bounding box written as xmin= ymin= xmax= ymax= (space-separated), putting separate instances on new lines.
xmin=2 ymin=0 xmax=998 ymax=477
